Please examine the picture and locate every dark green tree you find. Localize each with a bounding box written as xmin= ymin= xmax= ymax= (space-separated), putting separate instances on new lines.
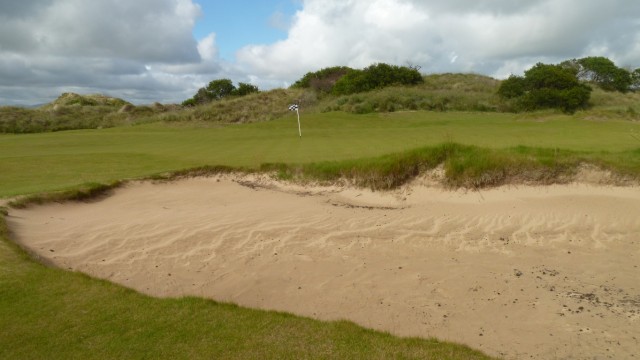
xmin=182 ymin=79 xmax=260 ymax=106
xmin=562 ymin=57 xmax=632 ymax=92
xmin=498 ymin=63 xmax=591 ymax=114
xmin=332 ymin=63 xmax=423 ymax=95
xmin=496 ymin=75 xmax=526 ymax=99
xmin=233 ymin=82 xmax=259 ymax=96
xmin=631 ymin=68 xmax=640 ymax=90
xmin=291 ymin=66 xmax=352 ymax=91
xmin=205 ymin=79 xmax=236 ymax=100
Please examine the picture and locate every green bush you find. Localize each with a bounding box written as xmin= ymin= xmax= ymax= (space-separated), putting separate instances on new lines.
xmin=562 ymin=56 xmax=632 ymax=92
xmin=497 ymin=75 xmax=526 ymax=98
xmin=332 ymin=63 xmax=423 ymax=95
xmin=290 ymin=66 xmax=352 ymax=92
xmin=183 ymin=79 xmax=260 ymax=106
xmin=323 ymin=74 xmax=500 ymax=114
xmin=498 ymin=63 xmax=591 ymax=114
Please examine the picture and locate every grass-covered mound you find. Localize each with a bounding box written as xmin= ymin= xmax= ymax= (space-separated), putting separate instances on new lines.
xmin=165 ymin=88 xmax=313 ymax=124
xmin=320 ymin=73 xmax=501 ymax=113
xmin=0 ymin=93 xmax=178 ymax=133
xmin=3 ymin=69 xmax=640 ymax=134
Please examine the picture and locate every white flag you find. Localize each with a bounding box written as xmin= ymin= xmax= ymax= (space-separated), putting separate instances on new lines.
xmin=288 ymin=104 xmax=301 ymax=137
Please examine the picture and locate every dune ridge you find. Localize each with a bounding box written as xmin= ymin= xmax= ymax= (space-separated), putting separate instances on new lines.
xmin=7 ymin=175 xmax=640 ymax=360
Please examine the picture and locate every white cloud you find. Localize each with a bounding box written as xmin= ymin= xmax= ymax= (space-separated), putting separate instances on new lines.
xmin=0 ymin=0 xmax=210 ymax=105
xmin=236 ymin=0 xmax=640 ymax=87
xmin=197 ymin=33 xmax=218 ymax=61
xmin=1 ymin=0 xmax=640 ymax=105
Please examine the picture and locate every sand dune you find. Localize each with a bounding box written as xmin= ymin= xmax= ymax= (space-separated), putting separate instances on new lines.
xmin=7 ymin=175 xmax=640 ymax=359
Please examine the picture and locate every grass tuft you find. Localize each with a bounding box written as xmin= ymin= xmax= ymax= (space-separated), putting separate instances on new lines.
xmin=149 ymin=165 xmax=241 ymax=181
xmin=8 ymin=181 xmax=123 ymax=209
xmin=263 ymin=143 xmax=639 ymax=190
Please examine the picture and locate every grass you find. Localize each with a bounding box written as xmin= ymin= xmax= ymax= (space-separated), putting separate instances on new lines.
xmin=0 ymin=93 xmax=177 ymax=133
xmin=0 ymin=215 xmax=492 ymax=360
xmin=321 ymin=73 xmax=502 ymax=113
xmin=2 ymin=111 xmax=639 ymax=197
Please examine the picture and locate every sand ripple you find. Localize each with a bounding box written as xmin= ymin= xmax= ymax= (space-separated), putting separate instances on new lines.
xmin=8 ymin=176 xmax=640 ymax=360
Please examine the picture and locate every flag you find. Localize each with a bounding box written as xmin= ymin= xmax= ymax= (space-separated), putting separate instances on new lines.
xmin=288 ymin=104 xmax=301 ymax=137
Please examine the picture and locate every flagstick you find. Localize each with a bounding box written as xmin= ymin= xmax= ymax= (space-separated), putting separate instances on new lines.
xmin=296 ymin=108 xmax=302 ymax=138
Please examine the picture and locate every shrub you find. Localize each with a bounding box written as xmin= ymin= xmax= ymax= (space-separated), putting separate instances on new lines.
xmin=332 ymin=63 xmax=423 ymax=95
xmin=234 ymin=82 xmax=259 ymax=96
xmin=561 ymin=57 xmax=632 ymax=92
xmin=497 ymin=75 xmax=526 ymax=99
xmin=498 ymin=63 xmax=591 ymax=114
xmin=183 ymin=79 xmax=260 ymax=105
xmin=291 ymin=66 xmax=352 ymax=92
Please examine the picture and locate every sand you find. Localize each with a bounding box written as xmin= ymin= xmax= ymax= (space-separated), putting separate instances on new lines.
xmin=7 ymin=175 xmax=640 ymax=359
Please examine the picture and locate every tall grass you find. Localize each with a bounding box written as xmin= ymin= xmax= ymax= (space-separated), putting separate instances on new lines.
xmin=4 ymin=74 xmax=640 ymax=134
xmin=176 ymin=88 xmax=314 ymax=124
xmin=0 ymin=100 xmax=177 ymax=133
xmin=265 ymin=143 xmax=640 ymax=190
xmin=8 ymin=181 xmax=124 ymax=209
xmin=321 ymin=74 xmax=502 ymax=113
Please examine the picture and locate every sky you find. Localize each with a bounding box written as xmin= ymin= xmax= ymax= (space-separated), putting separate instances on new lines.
xmin=1 ymin=0 xmax=639 ymax=106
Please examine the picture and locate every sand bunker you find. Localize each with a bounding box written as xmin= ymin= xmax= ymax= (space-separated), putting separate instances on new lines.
xmin=7 ymin=175 xmax=640 ymax=359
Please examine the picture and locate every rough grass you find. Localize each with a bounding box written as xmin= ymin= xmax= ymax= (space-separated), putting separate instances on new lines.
xmin=4 ymin=73 xmax=640 ymax=134
xmin=0 ymin=94 xmax=177 ymax=133
xmin=264 ymin=143 xmax=639 ymax=190
xmin=320 ymin=73 xmax=502 ymax=113
xmin=178 ymin=88 xmax=314 ymax=124
xmin=8 ymin=181 xmax=124 ymax=209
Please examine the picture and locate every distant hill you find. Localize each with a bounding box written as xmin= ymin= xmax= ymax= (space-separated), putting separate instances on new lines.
xmin=0 ymin=93 xmax=144 ymax=133
xmin=2 ymin=73 xmax=639 ymax=134
xmin=39 ymin=92 xmax=132 ymax=110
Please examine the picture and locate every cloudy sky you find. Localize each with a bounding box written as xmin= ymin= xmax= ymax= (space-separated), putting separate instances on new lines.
xmin=1 ymin=0 xmax=639 ymax=106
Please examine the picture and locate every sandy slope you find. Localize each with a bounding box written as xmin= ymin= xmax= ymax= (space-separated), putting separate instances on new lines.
xmin=7 ymin=175 xmax=640 ymax=360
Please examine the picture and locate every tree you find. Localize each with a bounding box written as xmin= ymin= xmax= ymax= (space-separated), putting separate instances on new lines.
xmin=562 ymin=57 xmax=632 ymax=92
xmin=233 ymin=82 xmax=259 ymax=96
xmin=498 ymin=63 xmax=591 ymax=114
xmin=332 ymin=63 xmax=423 ymax=95
xmin=291 ymin=66 xmax=352 ymax=92
xmin=497 ymin=75 xmax=526 ymax=99
xmin=182 ymin=79 xmax=260 ymax=106
xmin=631 ymin=68 xmax=640 ymax=90
xmin=205 ymin=79 xmax=236 ymax=100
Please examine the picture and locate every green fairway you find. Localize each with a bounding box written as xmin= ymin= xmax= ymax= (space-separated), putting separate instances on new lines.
xmin=2 ymin=111 xmax=639 ymax=197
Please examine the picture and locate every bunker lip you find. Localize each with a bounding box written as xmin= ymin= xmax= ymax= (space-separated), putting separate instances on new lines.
xmin=7 ymin=175 xmax=640 ymax=360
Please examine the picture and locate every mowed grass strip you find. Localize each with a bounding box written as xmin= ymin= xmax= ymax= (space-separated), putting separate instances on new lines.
xmin=1 ymin=110 xmax=639 ymax=197
xmin=0 ymin=216 xmax=493 ymax=360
